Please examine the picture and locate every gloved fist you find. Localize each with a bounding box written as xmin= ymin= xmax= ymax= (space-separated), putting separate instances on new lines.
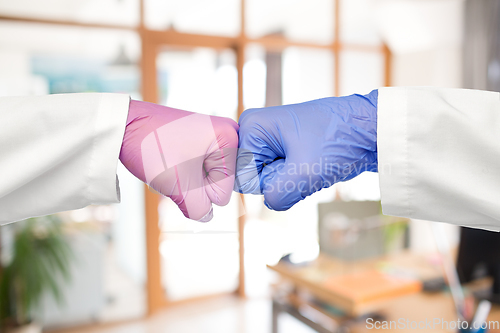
xmin=120 ymin=100 xmax=238 ymax=222
xmin=235 ymin=90 xmax=378 ymax=211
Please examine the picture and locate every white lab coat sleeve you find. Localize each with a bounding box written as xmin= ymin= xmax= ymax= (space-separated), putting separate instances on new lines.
xmin=0 ymin=93 xmax=130 ymax=225
xmin=378 ymin=87 xmax=500 ymax=231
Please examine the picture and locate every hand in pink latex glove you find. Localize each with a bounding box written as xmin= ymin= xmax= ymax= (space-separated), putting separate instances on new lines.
xmin=119 ymin=100 xmax=238 ymax=222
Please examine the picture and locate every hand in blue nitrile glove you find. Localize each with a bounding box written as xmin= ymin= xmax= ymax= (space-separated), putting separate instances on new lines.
xmin=235 ymin=90 xmax=378 ymax=211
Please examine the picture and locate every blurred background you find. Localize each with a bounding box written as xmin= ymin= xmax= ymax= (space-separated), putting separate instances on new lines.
xmin=1 ymin=0 xmax=499 ymax=332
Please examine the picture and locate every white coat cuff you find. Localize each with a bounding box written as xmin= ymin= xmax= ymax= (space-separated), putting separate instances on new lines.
xmin=87 ymin=93 xmax=130 ymax=205
xmin=378 ymin=87 xmax=411 ymax=218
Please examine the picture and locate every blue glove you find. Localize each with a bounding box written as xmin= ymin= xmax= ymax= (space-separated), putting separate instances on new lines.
xmin=235 ymin=90 xmax=378 ymax=211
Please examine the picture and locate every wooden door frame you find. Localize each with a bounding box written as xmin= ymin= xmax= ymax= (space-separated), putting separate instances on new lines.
xmin=139 ymin=28 xmax=247 ymax=314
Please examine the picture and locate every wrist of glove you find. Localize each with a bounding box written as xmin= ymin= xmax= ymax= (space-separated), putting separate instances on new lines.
xmin=119 ymin=100 xmax=238 ymax=222
xmin=235 ymin=90 xmax=378 ymax=211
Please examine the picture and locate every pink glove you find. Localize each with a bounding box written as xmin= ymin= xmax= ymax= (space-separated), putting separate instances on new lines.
xmin=119 ymin=100 xmax=238 ymax=222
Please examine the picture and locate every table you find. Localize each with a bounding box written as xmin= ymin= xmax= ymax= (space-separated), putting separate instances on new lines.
xmin=268 ymin=252 xmax=500 ymax=333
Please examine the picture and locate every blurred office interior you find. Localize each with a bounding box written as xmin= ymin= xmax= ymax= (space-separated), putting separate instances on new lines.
xmin=0 ymin=0 xmax=499 ymax=332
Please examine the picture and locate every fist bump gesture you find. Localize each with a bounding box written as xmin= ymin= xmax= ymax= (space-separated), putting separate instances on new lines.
xmin=120 ymin=91 xmax=378 ymax=221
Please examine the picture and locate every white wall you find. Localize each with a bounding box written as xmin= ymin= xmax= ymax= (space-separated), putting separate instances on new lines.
xmin=376 ymin=0 xmax=464 ymax=88
xmin=113 ymin=164 xmax=147 ymax=285
xmin=0 ymin=50 xmax=48 ymax=96
xmin=392 ymin=45 xmax=463 ymax=88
